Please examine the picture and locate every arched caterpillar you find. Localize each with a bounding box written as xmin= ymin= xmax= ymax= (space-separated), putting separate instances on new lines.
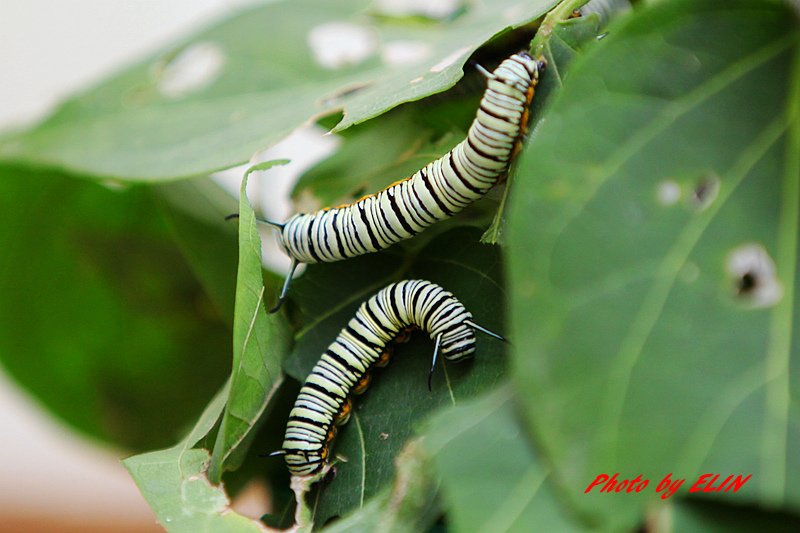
xmin=276 ymin=279 xmax=504 ymax=477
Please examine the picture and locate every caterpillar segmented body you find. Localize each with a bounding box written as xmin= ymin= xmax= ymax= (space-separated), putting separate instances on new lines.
xmin=280 ymin=279 xmax=503 ymax=477
xmin=256 ymin=52 xmax=543 ymax=310
xmin=281 ymin=53 xmax=540 ymax=263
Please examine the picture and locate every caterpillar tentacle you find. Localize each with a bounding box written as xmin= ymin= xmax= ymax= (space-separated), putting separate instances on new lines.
xmin=428 ymin=333 xmax=443 ymax=392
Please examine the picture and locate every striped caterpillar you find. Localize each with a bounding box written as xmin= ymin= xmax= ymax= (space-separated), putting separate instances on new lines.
xmin=275 ymin=279 xmax=504 ymax=478
xmin=252 ymin=52 xmax=543 ymax=311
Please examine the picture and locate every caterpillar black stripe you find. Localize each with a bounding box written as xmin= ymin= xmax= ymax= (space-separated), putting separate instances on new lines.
xmin=278 ymin=279 xmax=505 ymax=478
xmin=247 ymin=52 xmax=543 ymax=311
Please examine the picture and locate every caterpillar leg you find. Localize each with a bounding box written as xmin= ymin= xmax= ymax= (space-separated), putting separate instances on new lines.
xmin=270 ymin=259 xmax=299 ymax=313
xmin=259 ymin=449 xmax=286 ymax=458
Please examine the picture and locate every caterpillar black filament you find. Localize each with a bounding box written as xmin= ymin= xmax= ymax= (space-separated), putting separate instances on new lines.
xmin=251 ymin=52 xmax=543 ymax=311
xmin=275 ymin=279 xmax=504 ymax=478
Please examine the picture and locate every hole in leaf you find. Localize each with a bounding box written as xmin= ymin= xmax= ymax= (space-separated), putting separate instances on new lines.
xmin=374 ymin=0 xmax=464 ymax=20
xmin=382 ymin=40 xmax=432 ymax=66
xmin=725 ymin=243 xmax=783 ymax=308
xmin=155 ymin=42 xmax=225 ymax=98
xmin=656 ymin=180 xmax=681 ymax=206
xmin=307 ymin=22 xmax=378 ymax=69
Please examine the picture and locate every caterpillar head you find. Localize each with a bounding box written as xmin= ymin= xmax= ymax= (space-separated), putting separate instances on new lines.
xmin=439 ymin=323 xmax=476 ymax=362
xmin=492 ymin=52 xmax=540 ymax=94
xmin=284 ymin=446 xmax=325 ymax=477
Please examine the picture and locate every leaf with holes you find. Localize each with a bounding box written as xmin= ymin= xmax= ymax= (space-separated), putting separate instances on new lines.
xmin=507 ymin=0 xmax=800 ymax=529
xmin=282 ymin=227 xmax=508 ymax=526
xmin=0 ymin=0 xmax=558 ymax=181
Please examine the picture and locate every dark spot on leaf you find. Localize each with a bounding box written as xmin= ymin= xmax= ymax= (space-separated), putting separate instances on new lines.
xmin=690 ymin=173 xmax=720 ymax=211
xmin=737 ymin=271 xmax=757 ymax=295
xmin=322 ymin=466 xmax=338 ymax=486
xmin=321 ymin=81 xmax=374 ymax=107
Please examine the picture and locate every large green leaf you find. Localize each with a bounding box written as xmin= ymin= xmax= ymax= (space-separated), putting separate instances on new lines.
xmin=292 ymin=103 xmax=469 ymax=210
xmin=507 ymin=0 xmax=800 ymax=529
xmin=282 ymin=227 xmax=508 ymax=526
xmin=0 ymin=168 xmax=229 ymax=449
xmin=155 ymin=177 xmax=240 ymax=322
xmin=124 ymin=381 xmax=269 ymax=533
xmin=208 ymin=163 xmax=292 ymax=482
xmin=482 ymin=5 xmax=613 ymax=244
xmin=420 ymin=384 xmax=586 ymax=532
xmin=321 ymin=438 xmax=439 ymax=533
xmin=0 ymin=0 xmax=558 ymax=181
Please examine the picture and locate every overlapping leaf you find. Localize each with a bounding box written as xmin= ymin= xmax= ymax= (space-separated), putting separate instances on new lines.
xmin=507 ymin=0 xmax=800 ymax=529
xmin=208 ymin=163 xmax=292 ymax=482
xmin=0 ymin=0 xmax=558 ymax=181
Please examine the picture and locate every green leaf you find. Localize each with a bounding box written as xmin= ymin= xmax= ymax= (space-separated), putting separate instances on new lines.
xmin=292 ymin=105 xmax=466 ymax=210
xmin=124 ymin=381 xmax=269 ymax=533
xmin=209 ymin=162 xmax=293 ymax=481
xmin=0 ymin=167 xmax=229 ymax=449
xmin=326 ymin=0 xmax=557 ymax=133
xmin=321 ymin=439 xmax=439 ymax=533
xmin=420 ymin=384 xmax=586 ymax=532
xmin=0 ymin=0 xmax=558 ymax=181
xmin=283 ymin=227 xmax=508 ymax=525
xmin=507 ymin=0 xmax=800 ymax=529
xmin=482 ymin=0 xmax=613 ymax=244
xmin=155 ymin=177 xmax=240 ymax=321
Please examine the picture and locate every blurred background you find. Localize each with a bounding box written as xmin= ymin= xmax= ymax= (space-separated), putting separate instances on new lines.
xmin=1 ymin=2 xmax=265 ymax=531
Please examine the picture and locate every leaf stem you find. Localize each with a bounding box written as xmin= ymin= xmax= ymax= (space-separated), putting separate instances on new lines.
xmin=482 ymin=0 xmax=591 ymax=244
xmin=531 ymin=0 xmax=591 ymax=57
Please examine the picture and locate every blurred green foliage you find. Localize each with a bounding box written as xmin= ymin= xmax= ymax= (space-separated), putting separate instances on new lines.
xmin=1 ymin=0 xmax=798 ymax=531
